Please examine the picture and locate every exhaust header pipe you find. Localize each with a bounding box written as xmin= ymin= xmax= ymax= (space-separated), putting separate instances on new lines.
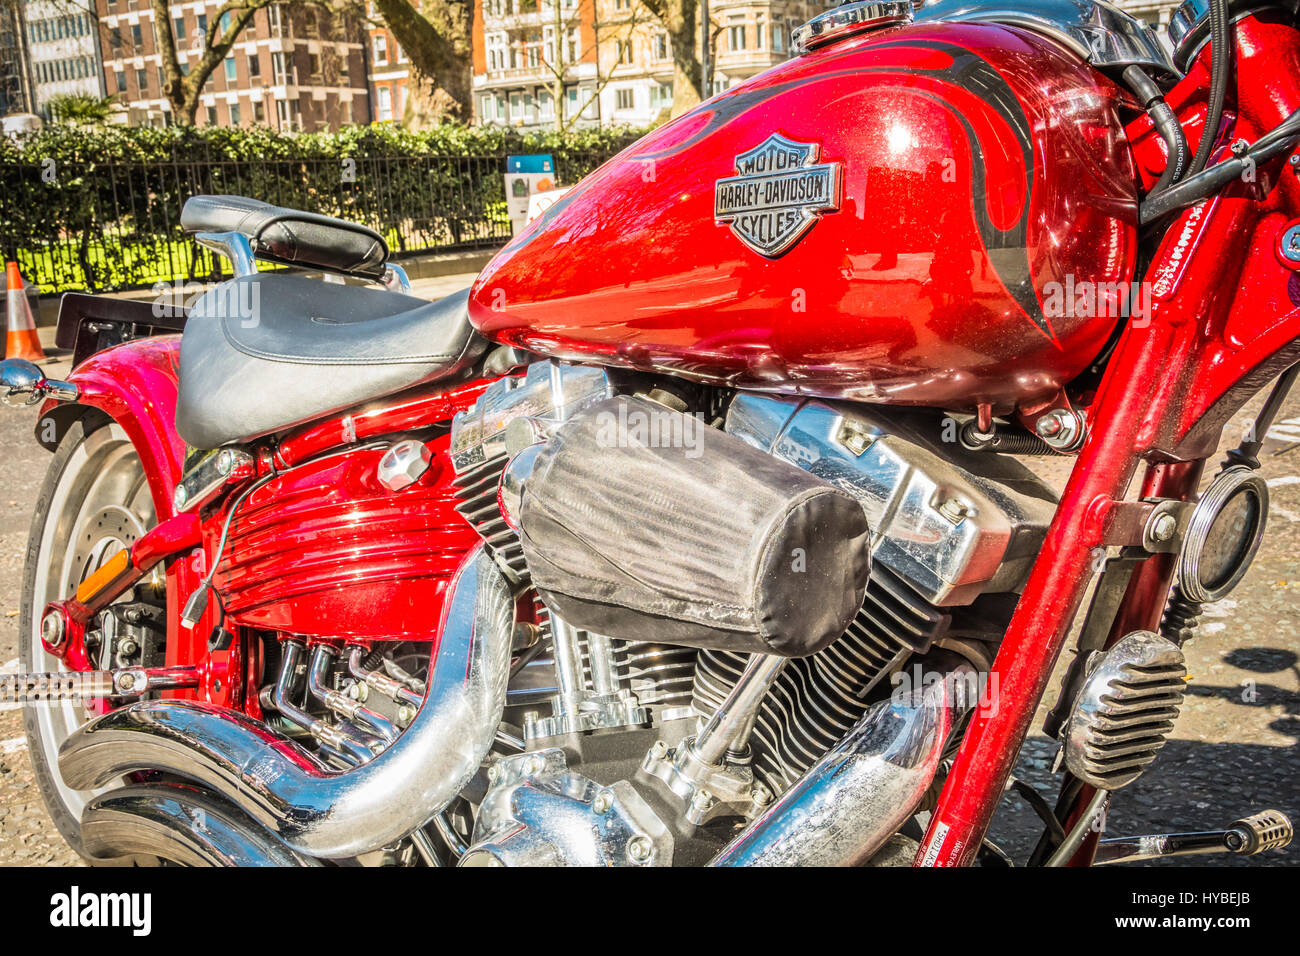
xmin=710 ymin=668 xmax=972 ymax=867
xmin=58 ymin=546 xmax=514 ymax=860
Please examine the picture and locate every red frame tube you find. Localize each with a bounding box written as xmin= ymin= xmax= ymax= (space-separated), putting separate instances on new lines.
xmin=918 ymin=15 xmax=1300 ymax=866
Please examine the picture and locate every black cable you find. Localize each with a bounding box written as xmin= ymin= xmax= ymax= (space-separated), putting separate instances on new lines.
xmin=1187 ymin=0 xmax=1232 ymax=177
xmin=1140 ymin=105 xmax=1300 ymax=222
xmin=1123 ymin=66 xmax=1188 ymax=197
xmin=1011 ymin=777 xmax=1068 ymax=847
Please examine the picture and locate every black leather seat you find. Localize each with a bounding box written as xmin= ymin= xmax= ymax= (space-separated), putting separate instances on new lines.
xmin=175 ymin=274 xmax=488 ymax=449
xmin=182 ymin=195 xmax=389 ymax=279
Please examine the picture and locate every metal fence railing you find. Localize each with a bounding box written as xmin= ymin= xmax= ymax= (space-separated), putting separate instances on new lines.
xmin=0 ymin=146 xmax=619 ymax=294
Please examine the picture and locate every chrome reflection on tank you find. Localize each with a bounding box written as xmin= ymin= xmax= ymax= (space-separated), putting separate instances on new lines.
xmin=58 ymin=545 xmax=515 ymax=860
xmin=725 ymin=393 xmax=1058 ymax=606
xmin=710 ymin=667 xmax=973 ymax=866
xmin=462 ymin=748 xmax=673 ymax=867
xmin=793 ymin=0 xmax=913 ymax=54
xmin=913 ymin=0 xmax=1175 ymax=76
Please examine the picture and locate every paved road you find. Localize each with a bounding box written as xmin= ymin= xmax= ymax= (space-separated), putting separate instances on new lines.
xmin=0 ymin=281 xmax=1297 ymax=866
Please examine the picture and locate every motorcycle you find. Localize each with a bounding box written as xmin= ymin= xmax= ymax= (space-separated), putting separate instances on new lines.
xmin=1 ymin=0 xmax=1297 ymax=867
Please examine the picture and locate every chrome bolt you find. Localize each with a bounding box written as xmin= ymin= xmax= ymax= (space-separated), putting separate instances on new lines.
xmin=836 ymin=417 xmax=876 ymax=456
xmin=691 ymin=789 xmax=715 ymax=811
xmin=396 ymin=704 xmax=417 ymax=726
xmin=117 ymin=638 xmax=139 ymax=657
xmin=116 ymin=672 xmax=136 ymax=692
xmin=1231 ymin=138 xmax=1250 ymax=157
xmin=524 ymin=755 xmax=545 ymax=776
xmin=1036 ymin=412 xmax=1065 ymax=438
xmin=173 ymin=485 xmax=189 ymax=509
xmin=488 ymin=764 xmax=500 ymax=783
xmin=1151 ymin=512 xmax=1178 ymax=542
xmin=649 ymin=740 xmax=669 ymax=760
xmin=1036 ymin=409 xmax=1083 ymax=450
xmin=936 ymin=497 xmax=971 ymax=524
xmin=751 ymin=785 xmax=771 ymax=806
xmin=216 ymin=449 xmax=236 ymax=475
xmin=592 ymin=790 xmax=614 ymax=815
xmin=627 ymin=836 xmax=653 ymax=864
xmin=40 ymin=611 xmax=64 ymax=647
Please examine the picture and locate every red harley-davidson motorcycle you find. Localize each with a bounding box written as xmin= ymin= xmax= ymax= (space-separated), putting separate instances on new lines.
xmin=2 ymin=0 xmax=1298 ymax=867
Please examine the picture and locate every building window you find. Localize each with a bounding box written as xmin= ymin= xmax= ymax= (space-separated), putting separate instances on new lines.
xmin=654 ymin=33 xmax=668 ymax=59
xmin=131 ymin=23 xmax=142 ymax=47
xmin=616 ymin=87 xmax=633 ymax=110
xmin=196 ymin=14 xmax=207 ymax=42
xmin=772 ymin=23 xmax=784 ymax=53
xmin=373 ymin=34 xmax=388 ymax=65
xmin=538 ymin=89 xmax=553 ymax=120
xmin=136 ymin=67 xmax=148 ymax=92
xmin=616 ymin=38 xmax=632 ymax=64
xmin=229 ymin=102 xmax=241 ymax=125
xmin=376 ymin=85 xmax=393 ymax=121
xmin=207 ymin=105 xmax=218 ymax=125
xmin=756 ymin=16 xmax=765 ymax=50
xmin=253 ymin=99 xmax=266 ymax=123
xmin=728 ymin=19 xmax=747 ymax=52
xmin=224 ymin=57 xmax=237 ymax=82
xmin=650 ymin=82 xmax=672 ymax=108
xmin=173 ymin=15 xmax=185 ymax=39
xmin=272 ymin=51 xmax=290 ymax=84
xmin=248 ymin=53 xmax=260 ymax=78
xmin=396 ymin=42 xmax=406 ymax=63
xmin=308 ymin=53 xmax=321 ymax=79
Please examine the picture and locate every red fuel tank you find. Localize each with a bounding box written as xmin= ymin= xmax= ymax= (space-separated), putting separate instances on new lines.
xmin=469 ymin=22 xmax=1140 ymax=412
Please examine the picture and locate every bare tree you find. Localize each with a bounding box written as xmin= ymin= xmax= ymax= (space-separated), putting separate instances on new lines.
xmin=529 ymin=0 xmax=654 ymax=131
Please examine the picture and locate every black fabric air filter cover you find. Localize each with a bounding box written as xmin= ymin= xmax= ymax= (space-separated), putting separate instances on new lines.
xmin=519 ymin=396 xmax=871 ymax=657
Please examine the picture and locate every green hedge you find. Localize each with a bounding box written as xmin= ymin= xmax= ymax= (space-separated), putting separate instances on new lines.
xmin=0 ymin=123 xmax=649 ymax=293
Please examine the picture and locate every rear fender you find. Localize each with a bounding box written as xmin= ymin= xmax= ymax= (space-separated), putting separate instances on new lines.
xmin=35 ymin=334 xmax=234 ymax=705
xmin=36 ymin=335 xmax=186 ymax=518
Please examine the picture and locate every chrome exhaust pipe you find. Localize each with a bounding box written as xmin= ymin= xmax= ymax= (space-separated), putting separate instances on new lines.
xmin=81 ymin=783 xmax=322 ymax=867
xmin=710 ymin=668 xmax=973 ymax=867
xmin=59 ymin=546 xmax=514 ymax=860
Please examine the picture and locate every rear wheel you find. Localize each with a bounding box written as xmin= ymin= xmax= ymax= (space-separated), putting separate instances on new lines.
xmin=20 ymin=415 xmax=156 ymax=859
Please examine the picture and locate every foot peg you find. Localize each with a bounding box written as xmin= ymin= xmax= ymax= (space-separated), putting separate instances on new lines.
xmin=1094 ymin=810 xmax=1293 ymax=864
xmin=0 ymin=666 xmax=198 ymax=704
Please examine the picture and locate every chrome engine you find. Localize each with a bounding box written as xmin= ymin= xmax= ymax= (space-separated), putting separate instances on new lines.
xmin=441 ymin=360 xmax=1058 ymax=865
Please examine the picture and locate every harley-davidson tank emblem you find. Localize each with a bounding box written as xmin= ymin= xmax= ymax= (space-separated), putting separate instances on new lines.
xmin=714 ymin=133 xmax=842 ymax=257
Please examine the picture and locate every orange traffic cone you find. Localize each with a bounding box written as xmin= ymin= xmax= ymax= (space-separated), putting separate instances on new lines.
xmin=4 ymin=262 xmax=45 ymax=362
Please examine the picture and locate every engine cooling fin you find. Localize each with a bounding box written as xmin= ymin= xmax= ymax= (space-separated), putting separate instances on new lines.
xmin=451 ymin=452 xmax=529 ymax=584
xmin=1062 ymin=630 xmax=1188 ymax=790
xmin=692 ymin=566 xmax=949 ymax=793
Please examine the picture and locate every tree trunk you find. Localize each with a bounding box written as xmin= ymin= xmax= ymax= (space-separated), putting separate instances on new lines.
xmin=374 ymin=0 xmax=473 ymax=121
xmin=652 ymin=0 xmax=702 ymax=115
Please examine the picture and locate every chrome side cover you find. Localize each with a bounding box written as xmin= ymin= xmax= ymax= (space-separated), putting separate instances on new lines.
xmin=914 ymin=0 xmax=1176 ymax=76
xmin=725 ymin=394 xmax=1058 ymax=606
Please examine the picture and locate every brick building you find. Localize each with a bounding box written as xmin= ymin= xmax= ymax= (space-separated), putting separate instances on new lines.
xmin=94 ymin=0 xmax=371 ymax=128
